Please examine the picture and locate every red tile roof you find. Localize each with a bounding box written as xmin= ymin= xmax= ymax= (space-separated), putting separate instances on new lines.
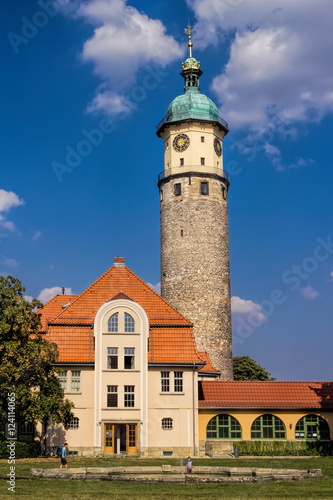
xmin=198 ymin=381 xmax=333 ymax=409
xmin=38 ymin=295 xmax=78 ymax=331
xmin=49 ymin=265 xmax=191 ymax=326
xmin=39 ymin=263 xmax=214 ymax=368
xmin=198 ymin=352 xmax=219 ymax=373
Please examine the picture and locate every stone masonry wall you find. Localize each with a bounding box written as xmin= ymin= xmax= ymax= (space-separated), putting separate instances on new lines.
xmin=160 ymin=174 xmax=233 ymax=379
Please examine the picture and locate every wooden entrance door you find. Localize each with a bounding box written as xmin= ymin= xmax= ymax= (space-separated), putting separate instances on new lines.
xmin=126 ymin=424 xmax=137 ymax=454
xmin=104 ymin=424 xmax=115 ymax=454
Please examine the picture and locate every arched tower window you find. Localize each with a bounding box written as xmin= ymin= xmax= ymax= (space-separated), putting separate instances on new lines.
xmin=124 ymin=312 xmax=135 ymax=332
xmin=206 ymin=414 xmax=242 ymax=439
xmin=295 ymin=415 xmax=330 ymax=440
xmin=108 ymin=313 xmax=118 ymax=333
xmin=251 ymin=414 xmax=286 ymax=439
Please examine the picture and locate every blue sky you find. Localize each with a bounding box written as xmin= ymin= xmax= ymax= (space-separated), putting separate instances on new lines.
xmin=1 ymin=0 xmax=333 ymax=380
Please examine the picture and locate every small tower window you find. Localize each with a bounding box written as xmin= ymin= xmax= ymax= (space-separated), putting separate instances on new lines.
xmin=200 ymin=157 xmax=205 ymax=165
xmin=201 ymin=136 xmax=205 ymax=143
xmin=180 ymin=158 xmax=184 ymax=166
xmin=174 ymin=183 xmax=181 ymax=196
xmin=201 ymin=182 xmax=209 ymax=195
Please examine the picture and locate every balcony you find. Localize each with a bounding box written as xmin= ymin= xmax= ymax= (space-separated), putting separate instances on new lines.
xmin=158 ymin=168 xmax=229 ymax=183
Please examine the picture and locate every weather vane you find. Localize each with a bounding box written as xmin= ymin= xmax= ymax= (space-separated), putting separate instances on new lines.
xmin=184 ymin=23 xmax=195 ymax=58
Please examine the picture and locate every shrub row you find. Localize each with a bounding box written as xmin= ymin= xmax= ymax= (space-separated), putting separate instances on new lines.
xmin=236 ymin=440 xmax=333 ymax=456
xmin=0 ymin=440 xmax=40 ymax=459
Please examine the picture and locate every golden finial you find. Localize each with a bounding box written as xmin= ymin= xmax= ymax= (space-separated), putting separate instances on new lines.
xmin=184 ymin=24 xmax=194 ymax=58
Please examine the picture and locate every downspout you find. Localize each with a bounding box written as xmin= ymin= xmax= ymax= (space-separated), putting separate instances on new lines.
xmin=192 ymin=363 xmax=196 ymax=456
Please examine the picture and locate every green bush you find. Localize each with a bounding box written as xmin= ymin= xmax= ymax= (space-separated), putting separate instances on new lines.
xmin=236 ymin=440 xmax=333 ymax=457
xmin=0 ymin=440 xmax=40 ymax=459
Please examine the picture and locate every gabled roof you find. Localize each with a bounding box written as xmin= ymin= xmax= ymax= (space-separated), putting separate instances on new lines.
xmin=48 ymin=265 xmax=191 ymax=326
xmin=39 ymin=261 xmax=212 ymax=367
xmin=198 ymin=381 xmax=333 ymax=409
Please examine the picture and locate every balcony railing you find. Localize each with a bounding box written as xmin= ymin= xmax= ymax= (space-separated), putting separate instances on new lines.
xmin=158 ymin=168 xmax=229 ymax=183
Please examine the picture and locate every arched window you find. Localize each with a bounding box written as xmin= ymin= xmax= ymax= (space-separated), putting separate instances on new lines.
xmin=206 ymin=414 xmax=242 ymax=439
xmin=108 ymin=313 xmax=118 ymax=333
xmin=251 ymin=414 xmax=286 ymax=439
xmin=295 ymin=415 xmax=330 ymax=440
xmin=124 ymin=312 xmax=135 ymax=332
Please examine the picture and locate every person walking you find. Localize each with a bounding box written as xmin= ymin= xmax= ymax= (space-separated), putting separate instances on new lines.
xmin=59 ymin=442 xmax=68 ymax=469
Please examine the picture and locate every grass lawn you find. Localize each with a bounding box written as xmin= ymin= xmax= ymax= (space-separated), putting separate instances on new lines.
xmin=0 ymin=456 xmax=332 ymax=499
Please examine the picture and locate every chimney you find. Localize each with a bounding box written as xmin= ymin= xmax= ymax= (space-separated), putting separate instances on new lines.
xmin=114 ymin=257 xmax=125 ymax=267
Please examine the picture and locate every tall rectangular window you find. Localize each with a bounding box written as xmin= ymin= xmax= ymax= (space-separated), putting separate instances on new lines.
xmin=174 ymin=183 xmax=181 ymax=196
xmin=200 ymin=157 xmax=205 ymax=165
xmin=180 ymin=158 xmax=184 ymax=166
xmin=71 ymin=371 xmax=81 ymax=392
xmin=124 ymin=386 xmax=135 ymax=407
xmin=124 ymin=348 xmax=135 ymax=369
xmin=201 ymin=136 xmax=205 ymax=142
xmin=200 ymin=181 xmax=209 ymax=195
xmin=107 ymin=347 xmax=118 ymax=369
xmin=107 ymin=385 xmax=118 ymax=408
xmin=58 ymin=370 xmax=67 ymax=391
xmin=161 ymin=372 xmax=170 ymax=392
xmin=174 ymin=372 xmax=183 ymax=392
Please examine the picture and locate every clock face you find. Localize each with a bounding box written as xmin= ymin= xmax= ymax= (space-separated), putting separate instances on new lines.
xmin=173 ymin=134 xmax=190 ymax=152
xmin=214 ymin=137 xmax=222 ymax=156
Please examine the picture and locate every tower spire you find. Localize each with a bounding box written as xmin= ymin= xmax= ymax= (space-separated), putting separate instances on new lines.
xmin=184 ymin=24 xmax=194 ymax=58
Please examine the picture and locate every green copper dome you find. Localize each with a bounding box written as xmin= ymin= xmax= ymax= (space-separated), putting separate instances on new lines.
xmin=156 ymin=26 xmax=228 ymax=133
xmin=166 ymin=87 xmax=219 ymax=123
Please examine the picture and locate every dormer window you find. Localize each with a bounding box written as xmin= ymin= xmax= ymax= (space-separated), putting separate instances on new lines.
xmin=108 ymin=312 xmax=119 ymax=332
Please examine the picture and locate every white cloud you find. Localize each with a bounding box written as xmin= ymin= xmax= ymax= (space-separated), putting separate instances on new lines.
xmin=231 ymin=295 xmax=267 ymax=326
xmin=187 ymin=0 xmax=333 ymax=131
xmin=37 ymin=286 xmax=73 ymax=304
xmin=0 ymin=189 xmax=24 ymax=233
xmin=32 ymin=230 xmax=42 ymax=240
xmin=328 ymin=271 xmax=333 ymax=282
xmin=0 ymin=255 xmax=19 ymax=268
xmin=147 ymin=282 xmax=161 ymax=294
xmin=71 ymin=0 xmax=184 ymax=116
xmin=0 ymin=189 xmax=24 ymax=212
xmin=300 ymin=285 xmax=319 ymax=300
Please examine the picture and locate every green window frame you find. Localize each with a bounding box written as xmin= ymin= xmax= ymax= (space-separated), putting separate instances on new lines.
xmin=251 ymin=414 xmax=286 ymax=439
xmin=206 ymin=414 xmax=242 ymax=439
xmin=295 ymin=414 xmax=330 ymax=440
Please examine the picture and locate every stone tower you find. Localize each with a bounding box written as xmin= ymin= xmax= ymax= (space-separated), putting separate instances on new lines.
xmin=156 ymin=27 xmax=233 ymax=379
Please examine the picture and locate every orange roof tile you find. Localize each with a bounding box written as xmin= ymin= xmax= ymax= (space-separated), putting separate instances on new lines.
xmin=198 ymin=381 xmax=333 ymax=409
xmin=49 ymin=265 xmax=191 ymax=326
xmin=40 ymin=263 xmax=204 ymax=364
xmin=148 ymin=327 xmax=204 ymax=365
xmin=38 ymin=295 xmax=78 ymax=331
xmin=197 ymin=352 xmax=219 ymax=373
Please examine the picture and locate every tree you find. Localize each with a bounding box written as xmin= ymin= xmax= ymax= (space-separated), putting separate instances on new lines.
xmin=0 ymin=276 xmax=74 ymax=441
xmin=233 ymin=356 xmax=276 ymax=381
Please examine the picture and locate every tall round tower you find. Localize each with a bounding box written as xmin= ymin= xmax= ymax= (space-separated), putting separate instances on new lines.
xmin=156 ymin=27 xmax=233 ymax=379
